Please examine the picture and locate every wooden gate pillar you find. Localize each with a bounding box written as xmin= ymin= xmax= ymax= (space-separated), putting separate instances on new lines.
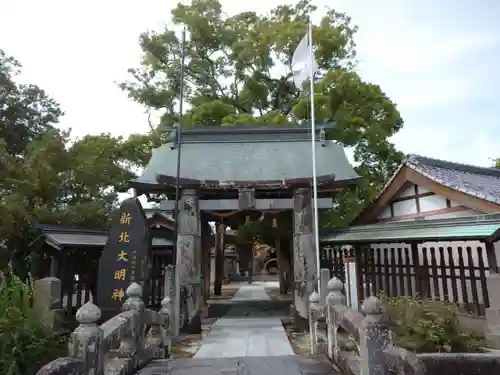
xmin=200 ymin=217 xmax=212 ymax=303
xmin=214 ymin=221 xmax=225 ymax=295
xmin=174 ymin=188 xmax=202 ymax=334
xmin=292 ymin=187 xmax=317 ymax=323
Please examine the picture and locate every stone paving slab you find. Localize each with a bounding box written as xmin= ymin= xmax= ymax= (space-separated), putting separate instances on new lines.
xmin=230 ymin=284 xmax=271 ymax=301
xmin=139 ymin=355 xmax=340 ymax=375
xmin=134 ymin=284 xmax=341 ymax=375
xmin=193 ymin=284 xmax=294 ymax=358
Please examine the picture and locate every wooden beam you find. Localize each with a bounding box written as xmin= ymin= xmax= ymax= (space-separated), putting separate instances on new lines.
xmin=160 ymin=198 xmax=333 ymax=211
xmin=391 ymin=191 xmax=435 ymax=204
xmin=414 ymin=184 xmax=421 ymax=213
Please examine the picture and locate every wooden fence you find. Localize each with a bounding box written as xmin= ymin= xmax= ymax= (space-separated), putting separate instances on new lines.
xmin=50 ymin=248 xmax=172 ymax=328
xmin=320 ymin=240 xmax=490 ymax=316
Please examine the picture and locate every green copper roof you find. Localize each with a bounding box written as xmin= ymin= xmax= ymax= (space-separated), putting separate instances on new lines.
xmin=134 ymin=126 xmax=360 ymax=186
xmin=320 ymin=213 xmax=500 ymax=244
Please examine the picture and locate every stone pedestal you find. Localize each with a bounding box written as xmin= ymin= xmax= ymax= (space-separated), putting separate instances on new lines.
xmin=175 ymin=189 xmax=202 ymax=334
xmin=292 ymin=188 xmax=317 ymax=322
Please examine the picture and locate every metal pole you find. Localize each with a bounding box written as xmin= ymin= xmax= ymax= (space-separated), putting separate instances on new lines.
xmin=173 ymin=28 xmax=187 ymax=337
xmin=308 ymin=20 xmax=321 ymax=296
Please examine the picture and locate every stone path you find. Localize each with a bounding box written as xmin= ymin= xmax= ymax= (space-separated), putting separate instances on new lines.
xmin=194 ymin=284 xmax=294 ymax=358
xmin=135 ymin=284 xmax=341 ymax=375
xmin=141 ymin=356 xmax=338 ymax=375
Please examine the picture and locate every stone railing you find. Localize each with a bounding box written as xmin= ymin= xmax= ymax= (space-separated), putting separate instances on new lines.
xmin=309 ymin=275 xmax=426 ymax=375
xmin=310 ymin=272 xmax=500 ymax=375
xmin=36 ymin=282 xmax=172 ymax=375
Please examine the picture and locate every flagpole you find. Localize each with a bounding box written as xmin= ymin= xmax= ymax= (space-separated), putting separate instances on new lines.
xmin=308 ymin=20 xmax=321 ymax=296
xmin=173 ymin=27 xmax=186 ymax=338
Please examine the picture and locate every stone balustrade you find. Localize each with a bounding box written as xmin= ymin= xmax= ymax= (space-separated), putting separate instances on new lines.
xmin=310 ymin=271 xmax=500 ymax=375
xmin=309 ymin=273 xmax=426 ymax=375
xmin=36 ymin=282 xmax=172 ymax=375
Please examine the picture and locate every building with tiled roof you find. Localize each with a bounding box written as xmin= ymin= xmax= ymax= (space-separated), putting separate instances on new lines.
xmin=354 ymin=154 xmax=500 ymax=225
xmin=319 ymin=154 xmax=500 ymax=321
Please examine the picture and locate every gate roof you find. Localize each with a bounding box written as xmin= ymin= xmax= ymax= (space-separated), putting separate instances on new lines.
xmin=129 ymin=125 xmax=361 ymax=197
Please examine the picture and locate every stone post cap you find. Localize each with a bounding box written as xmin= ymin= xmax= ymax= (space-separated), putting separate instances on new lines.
xmin=36 ymin=276 xmax=61 ymax=282
xmin=161 ymin=295 xmax=172 ymax=308
xmin=76 ymin=301 xmax=101 ymax=324
xmin=327 ymin=277 xmax=343 ymax=293
xmin=126 ymin=282 xmax=142 ymax=298
xmin=309 ymin=291 xmax=320 ymax=303
xmin=361 ymin=296 xmax=384 ymax=315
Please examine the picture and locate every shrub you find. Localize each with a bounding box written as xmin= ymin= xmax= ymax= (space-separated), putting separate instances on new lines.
xmin=0 ymin=271 xmax=69 ymax=375
xmin=381 ymin=294 xmax=483 ymax=353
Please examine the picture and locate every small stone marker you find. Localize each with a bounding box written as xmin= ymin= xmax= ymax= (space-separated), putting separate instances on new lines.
xmin=96 ymin=197 xmax=151 ymax=310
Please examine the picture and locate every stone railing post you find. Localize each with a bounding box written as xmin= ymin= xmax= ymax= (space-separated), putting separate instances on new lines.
xmin=359 ymin=296 xmax=392 ymax=375
xmin=160 ymin=295 xmax=173 ymax=357
xmin=68 ymin=301 xmax=104 ymax=375
xmin=119 ymin=282 xmax=145 ymax=357
xmin=148 ymin=294 xmax=173 ymax=359
xmin=326 ymin=276 xmax=345 ymax=361
xmin=308 ymin=291 xmax=321 ymax=355
xmin=163 ymin=265 xmax=175 ymax=331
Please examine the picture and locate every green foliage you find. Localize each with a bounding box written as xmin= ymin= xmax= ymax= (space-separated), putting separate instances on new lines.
xmin=235 ymin=219 xmax=261 ymax=244
xmin=0 ymin=129 xmax=161 ymax=275
xmin=0 ymin=273 xmax=69 ymax=375
xmin=234 ymin=214 xmax=292 ymax=247
xmin=121 ymin=0 xmax=405 ymax=227
xmin=382 ymin=295 xmax=483 ymax=353
xmin=0 ymin=49 xmax=62 ymax=156
xmin=0 ymin=50 xmax=167 ymax=276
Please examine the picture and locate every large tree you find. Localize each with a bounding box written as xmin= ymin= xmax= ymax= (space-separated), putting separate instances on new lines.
xmin=121 ymin=0 xmax=405 ymax=225
xmin=0 ymin=50 xmax=158 ymax=275
xmin=0 ymin=130 xmax=142 ymax=274
xmin=0 ymin=49 xmax=62 ymax=156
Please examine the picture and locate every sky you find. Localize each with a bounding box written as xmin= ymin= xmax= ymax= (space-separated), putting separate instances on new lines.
xmin=0 ymin=0 xmax=499 ymax=170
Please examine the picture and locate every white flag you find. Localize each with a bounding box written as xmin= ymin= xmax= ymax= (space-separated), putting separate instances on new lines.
xmin=291 ymin=30 xmax=318 ymax=88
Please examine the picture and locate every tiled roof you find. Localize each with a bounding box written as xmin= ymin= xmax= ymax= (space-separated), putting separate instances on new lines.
xmin=32 ymin=224 xmax=175 ymax=250
xmin=133 ymin=125 xmax=361 ymax=186
xmin=405 ymin=154 xmax=500 ymax=204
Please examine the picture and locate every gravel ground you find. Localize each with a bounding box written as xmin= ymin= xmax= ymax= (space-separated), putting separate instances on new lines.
xmin=169 ymin=317 xmax=217 ymax=359
xmin=282 ymin=317 xmax=314 ymax=356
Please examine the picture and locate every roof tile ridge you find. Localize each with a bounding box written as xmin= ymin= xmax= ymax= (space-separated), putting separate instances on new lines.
xmin=406 ymin=153 xmax=500 ymax=178
xmin=408 ymin=159 xmax=500 ymax=204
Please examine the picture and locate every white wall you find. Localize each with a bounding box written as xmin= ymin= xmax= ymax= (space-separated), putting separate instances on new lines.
xmin=376 ymin=182 xmax=481 ymax=222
